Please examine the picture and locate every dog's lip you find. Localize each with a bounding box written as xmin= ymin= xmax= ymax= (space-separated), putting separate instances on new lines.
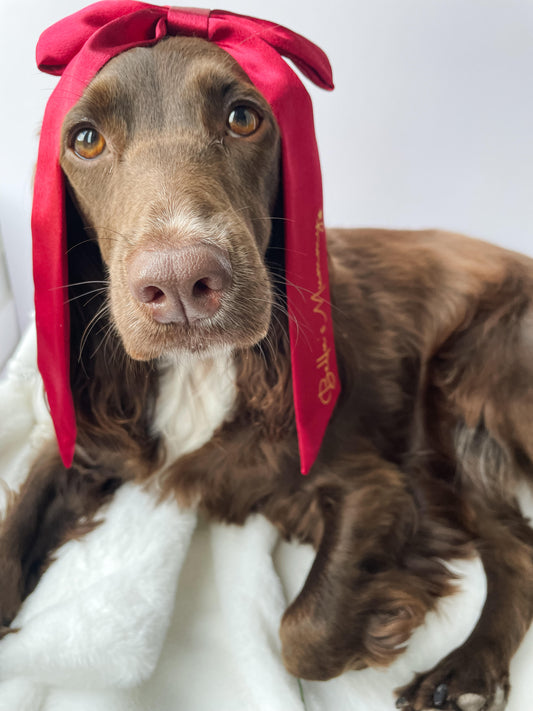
xmin=122 ymin=314 xmax=267 ymax=362
xmin=126 ymin=338 xmax=219 ymax=361
xmin=133 ymin=326 xmax=226 ymax=356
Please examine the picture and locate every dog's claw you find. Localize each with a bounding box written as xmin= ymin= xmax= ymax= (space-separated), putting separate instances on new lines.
xmin=492 ymin=686 xmax=507 ymax=711
xmin=395 ymin=697 xmax=409 ymax=709
xmin=456 ymin=693 xmax=486 ymax=711
xmin=433 ymin=683 xmax=448 ymax=708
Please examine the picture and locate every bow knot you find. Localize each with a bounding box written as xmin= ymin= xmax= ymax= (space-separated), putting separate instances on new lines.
xmin=164 ymin=7 xmax=209 ymax=39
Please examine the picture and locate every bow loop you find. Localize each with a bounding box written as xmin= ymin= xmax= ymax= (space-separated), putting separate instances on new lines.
xmin=209 ymin=11 xmax=334 ymax=91
xmin=262 ymin=22 xmax=334 ymax=91
xmin=37 ymin=0 xmax=153 ymax=75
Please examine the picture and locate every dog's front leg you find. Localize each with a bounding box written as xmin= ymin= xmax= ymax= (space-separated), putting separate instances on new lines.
xmin=278 ymin=456 xmax=473 ymax=683
xmin=0 ymin=443 xmax=123 ymax=633
xmin=278 ymin=460 xmax=429 ymax=681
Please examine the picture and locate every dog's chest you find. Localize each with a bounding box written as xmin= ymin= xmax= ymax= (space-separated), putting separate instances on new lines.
xmin=153 ymin=354 xmax=237 ymax=464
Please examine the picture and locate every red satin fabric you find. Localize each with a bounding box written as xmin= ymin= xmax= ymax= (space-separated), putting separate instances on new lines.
xmin=33 ymin=1 xmax=340 ymax=473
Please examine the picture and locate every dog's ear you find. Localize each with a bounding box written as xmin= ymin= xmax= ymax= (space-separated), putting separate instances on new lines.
xmin=265 ymin=186 xmax=286 ymax=300
xmin=65 ymin=189 xmax=107 ymax=374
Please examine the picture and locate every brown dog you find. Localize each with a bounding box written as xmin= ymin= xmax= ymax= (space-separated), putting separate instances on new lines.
xmin=1 ymin=35 xmax=533 ymax=711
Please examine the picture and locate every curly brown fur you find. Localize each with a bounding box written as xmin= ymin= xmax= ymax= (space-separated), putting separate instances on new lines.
xmin=1 ymin=35 xmax=533 ymax=711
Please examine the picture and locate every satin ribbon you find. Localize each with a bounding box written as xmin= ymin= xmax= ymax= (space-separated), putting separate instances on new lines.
xmin=33 ymin=1 xmax=340 ymax=473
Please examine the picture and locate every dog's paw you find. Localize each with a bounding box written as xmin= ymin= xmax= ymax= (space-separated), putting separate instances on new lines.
xmin=395 ymin=650 xmax=509 ymax=711
xmin=281 ymin=582 xmax=427 ymax=680
xmin=395 ymin=687 xmax=507 ymax=711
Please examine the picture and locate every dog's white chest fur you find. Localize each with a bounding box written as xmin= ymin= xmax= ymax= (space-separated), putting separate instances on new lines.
xmin=153 ymin=354 xmax=237 ymax=464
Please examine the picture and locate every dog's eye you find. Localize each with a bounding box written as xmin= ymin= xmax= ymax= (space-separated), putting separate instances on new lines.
xmin=227 ymin=106 xmax=261 ymax=137
xmin=72 ymin=128 xmax=106 ymax=159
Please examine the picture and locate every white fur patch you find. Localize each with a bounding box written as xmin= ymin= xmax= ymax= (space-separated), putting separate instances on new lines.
xmin=153 ymin=353 xmax=237 ymax=465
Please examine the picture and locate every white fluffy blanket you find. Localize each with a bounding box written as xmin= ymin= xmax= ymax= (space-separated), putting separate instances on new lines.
xmin=1 ymin=325 xmax=532 ymax=711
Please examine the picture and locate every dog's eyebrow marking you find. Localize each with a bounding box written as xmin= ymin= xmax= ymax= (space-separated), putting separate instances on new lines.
xmin=217 ymin=77 xmax=257 ymax=99
xmin=73 ymin=78 xmax=125 ymax=121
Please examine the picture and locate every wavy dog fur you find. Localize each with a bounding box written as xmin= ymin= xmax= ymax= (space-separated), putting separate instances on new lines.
xmin=2 ymin=36 xmax=533 ymax=711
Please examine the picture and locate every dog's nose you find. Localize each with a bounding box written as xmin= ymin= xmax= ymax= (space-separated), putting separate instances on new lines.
xmin=128 ymin=244 xmax=232 ymax=324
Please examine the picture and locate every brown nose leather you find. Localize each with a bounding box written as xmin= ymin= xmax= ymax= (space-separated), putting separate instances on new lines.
xmin=128 ymin=244 xmax=232 ymax=324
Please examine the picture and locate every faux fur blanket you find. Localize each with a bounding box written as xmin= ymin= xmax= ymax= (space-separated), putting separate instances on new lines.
xmin=1 ymin=325 xmax=532 ymax=711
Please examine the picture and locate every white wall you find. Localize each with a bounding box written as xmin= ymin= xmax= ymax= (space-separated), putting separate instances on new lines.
xmin=1 ymin=0 xmax=532 ymax=333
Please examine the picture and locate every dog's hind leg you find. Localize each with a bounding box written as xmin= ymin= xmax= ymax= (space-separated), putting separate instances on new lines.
xmin=396 ymin=296 xmax=533 ymax=710
xmin=0 ymin=442 xmax=123 ymax=633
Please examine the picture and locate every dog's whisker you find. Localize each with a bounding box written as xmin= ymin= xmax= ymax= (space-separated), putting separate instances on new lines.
xmin=269 ymin=274 xmax=347 ymax=319
xmin=50 ymin=279 xmax=109 ymax=291
xmin=78 ymin=301 xmax=111 ymax=363
xmin=67 ymin=238 xmax=100 ymax=254
xmin=252 ymin=216 xmax=294 ymax=224
xmin=90 ymin=320 xmax=117 ymax=360
xmin=65 ymin=287 xmax=108 ymax=306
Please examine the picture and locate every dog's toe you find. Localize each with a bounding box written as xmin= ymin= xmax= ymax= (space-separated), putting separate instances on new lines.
xmin=490 ymin=686 xmax=507 ymax=711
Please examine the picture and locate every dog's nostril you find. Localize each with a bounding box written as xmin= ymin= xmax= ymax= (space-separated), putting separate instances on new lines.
xmin=139 ymin=285 xmax=165 ymax=304
xmin=193 ymin=278 xmax=212 ymax=297
xmin=192 ymin=273 xmax=226 ymax=297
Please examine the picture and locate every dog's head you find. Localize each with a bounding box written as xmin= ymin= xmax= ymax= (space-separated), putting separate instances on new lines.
xmin=61 ymin=37 xmax=280 ymax=362
xmin=33 ymin=3 xmax=338 ymax=472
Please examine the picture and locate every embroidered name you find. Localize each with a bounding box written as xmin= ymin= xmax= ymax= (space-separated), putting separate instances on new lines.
xmin=311 ymin=210 xmax=337 ymax=405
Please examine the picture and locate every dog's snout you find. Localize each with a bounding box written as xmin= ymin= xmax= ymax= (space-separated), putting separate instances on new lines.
xmin=128 ymin=244 xmax=232 ymax=324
